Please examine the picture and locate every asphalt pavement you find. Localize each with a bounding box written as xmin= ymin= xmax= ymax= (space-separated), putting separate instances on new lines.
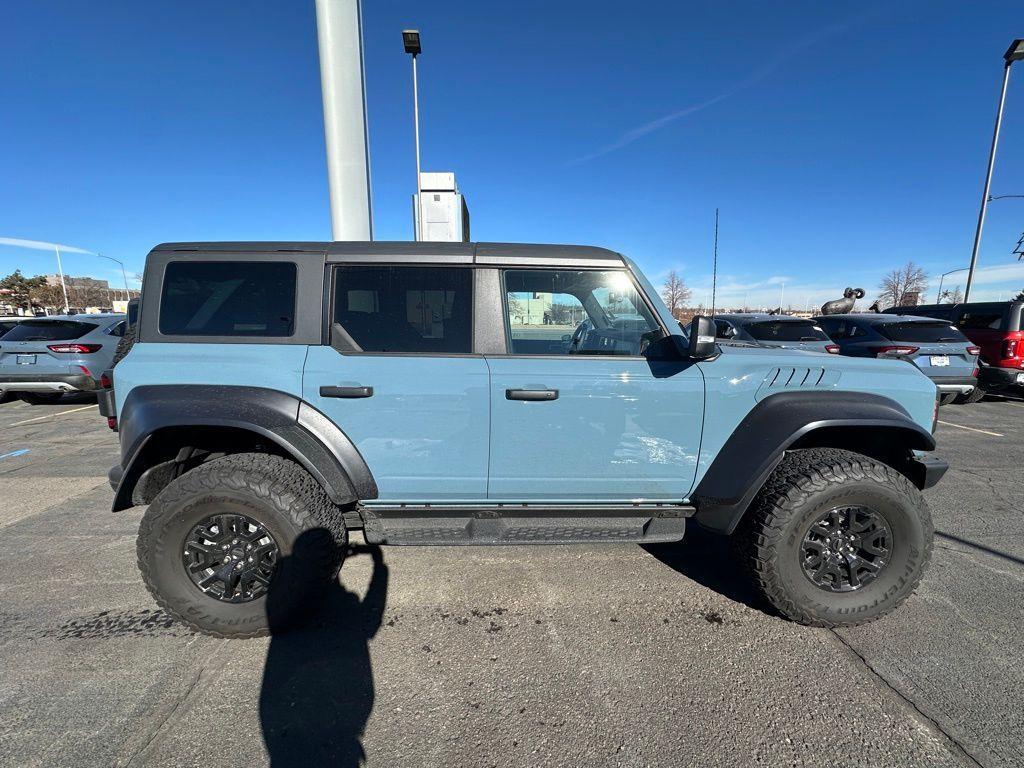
xmin=0 ymin=393 xmax=1021 ymax=768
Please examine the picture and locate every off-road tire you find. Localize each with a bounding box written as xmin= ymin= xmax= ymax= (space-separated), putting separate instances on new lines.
xmin=137 ymin=453 xmax=347 ymax=638
xmin=954 ymin=387 xmax=985 ymax=404
xmin=18 ymin=392 xmax=63 ymax=405
xmin=939 ymin=392 xmax=958 ymax=406
xmin=111 ymin=325 xmax=135 ymax=367
xmin=735 ymin=448 xmax=933 ymax=627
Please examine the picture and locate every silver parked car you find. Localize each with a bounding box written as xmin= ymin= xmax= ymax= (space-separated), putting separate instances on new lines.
xmin=0 ymin=313 xmax=126 ymax=404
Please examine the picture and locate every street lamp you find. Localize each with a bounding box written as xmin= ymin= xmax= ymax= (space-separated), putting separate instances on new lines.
xmin=95 ymin=253 xmax=131 ymax=301
xmin=403 ymin=29 xmax=423 ymax=241
xmin=964 ymin=39 xmax=1024 ymax=302
xmin=935 ymin=267 xmax=968 ymax=304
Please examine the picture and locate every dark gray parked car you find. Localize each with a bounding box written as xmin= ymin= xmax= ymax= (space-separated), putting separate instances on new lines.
xmin=714 ymin=313 xmax=839 ymax=354
xmin=0 ymin=313 xmax=126 ymax=404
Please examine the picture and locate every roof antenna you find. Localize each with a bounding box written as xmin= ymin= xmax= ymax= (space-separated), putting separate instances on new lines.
xmin=710 ymin=208 xmax=719 ymax=318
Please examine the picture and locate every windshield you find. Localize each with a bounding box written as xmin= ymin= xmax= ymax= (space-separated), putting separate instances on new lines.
xmin=745 ymin=320 xmax=829 ymax=342
xmin=1 ymin=320 xmax=98 ymax=342
xmin=878 ymin=321 xmax=967 ymax=344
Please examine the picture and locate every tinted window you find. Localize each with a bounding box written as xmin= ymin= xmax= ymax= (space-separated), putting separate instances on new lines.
xmin=2 ymin=320 xmax=97 ymax=341
xmin=0 ymin=320 xmax=19 ymax=337
xmin=503 ymin=269 xmax=661 ymax=356
xmin=159 ymin=262 xmax=296 ymax=337
xmin=332 ymin=266 xmax=472 ymax=353
xmin=878 ymin=322 xmax=967 ymax=343
xmin=958 ymin=311 xmax=1003 ymax=330
xmin=745 ymin=320 xmax=829 ymax=342
xmin=715 ymin=320 xmax=736 ymax=339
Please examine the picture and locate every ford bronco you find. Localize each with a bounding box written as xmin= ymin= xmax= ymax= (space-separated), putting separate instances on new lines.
xmin=103 ymin=242 xmax=946 ymax=638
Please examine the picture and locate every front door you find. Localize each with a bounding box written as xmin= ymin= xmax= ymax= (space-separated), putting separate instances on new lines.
xmin=303 ymin=264 xmax=489 ymax=502
xmin=486 ymin=268 xmax=705 ymax=501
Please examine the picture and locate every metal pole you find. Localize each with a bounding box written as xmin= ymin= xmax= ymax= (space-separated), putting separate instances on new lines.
xmin=710 ymin=208 xmax=718 ymax=317
xmin=935 ymin=274 xmax=945 ymax=304
xmin=964 ymin=62 xmax=1013 ymax=302
xmin=54 ymin=246 xmax=70 ymax=314
xmin=412 ymin=54 xmax=422 ymax=241
xmin=315 ymin=0 xmax=373 ymax=241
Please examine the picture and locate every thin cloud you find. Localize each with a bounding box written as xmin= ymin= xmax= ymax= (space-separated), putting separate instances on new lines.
xmin=569 ymin=14 xmax=866 ymax=165
xmin=0 ymin=236 xmax=94 ymax=255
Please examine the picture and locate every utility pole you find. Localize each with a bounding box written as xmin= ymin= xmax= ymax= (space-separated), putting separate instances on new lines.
xmin=964 ymin=39 xmax=1024 ymax=301
xmin=315 ymin=0 xmax=373 ymax=241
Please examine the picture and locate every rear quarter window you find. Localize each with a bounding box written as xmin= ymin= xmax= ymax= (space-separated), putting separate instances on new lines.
xmin=159 ymin=261 xmax=297 ymax=337
xmin=958 ymin=311 xmax=1004 ymax=331
xmin=745 ymin=321 xmax=829 ymax=342
xmin=1 ymin=320 xmax=98 ymax=342
xmin=878 ymin=322 xmax=967 ymax=343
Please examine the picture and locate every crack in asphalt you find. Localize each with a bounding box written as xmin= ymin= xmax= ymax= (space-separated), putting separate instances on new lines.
xmin=829 ymin=630 xmax=985 ymax=768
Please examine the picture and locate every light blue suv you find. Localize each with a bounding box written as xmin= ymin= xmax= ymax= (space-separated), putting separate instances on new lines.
xmin=105 ymin=242 xmax=946 ymax=638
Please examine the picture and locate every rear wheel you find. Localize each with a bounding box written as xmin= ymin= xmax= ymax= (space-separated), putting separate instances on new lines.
xmin=938 ymin=393 xmax=957 ymax=406
xmin=735 ymin=448 xmax=933 ymax=627
xmin=18 ymin=392 xmax=63 ymax=405
xmin=954 ymin=387 xmax=985 ymax=404
xmin=137 ymin=453 xmax=347 ymax=638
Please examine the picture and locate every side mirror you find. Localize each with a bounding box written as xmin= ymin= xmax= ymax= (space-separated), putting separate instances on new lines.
xmin=687 ymin=316 xmax=718 ymax=360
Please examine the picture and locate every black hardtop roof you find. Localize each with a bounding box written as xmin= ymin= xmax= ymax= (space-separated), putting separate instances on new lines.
xmin=151 ymin=241 xmax=625 ymax=265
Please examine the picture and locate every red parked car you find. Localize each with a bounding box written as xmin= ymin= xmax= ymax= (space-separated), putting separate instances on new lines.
xmin=884 ymin=300 xmax=1024 ymax=399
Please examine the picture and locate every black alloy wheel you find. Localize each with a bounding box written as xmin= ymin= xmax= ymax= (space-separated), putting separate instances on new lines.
xmin=800 ymin=505 xmax=892 ymax=592
xmin=183 ymin=513 xmax=279 ymax=603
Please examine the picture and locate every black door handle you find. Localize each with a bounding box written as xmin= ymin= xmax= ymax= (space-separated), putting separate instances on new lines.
xmin=320 ymin=385 xmax=374 ymax=399
xmin=506 ymin=388 xmax=558 ymax=402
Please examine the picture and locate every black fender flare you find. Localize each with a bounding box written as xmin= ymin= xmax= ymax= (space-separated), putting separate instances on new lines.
xmin=111 ymin=385 xmax=377 ymax=511
xmin=690 ymin=390 xmax=936 ymax=535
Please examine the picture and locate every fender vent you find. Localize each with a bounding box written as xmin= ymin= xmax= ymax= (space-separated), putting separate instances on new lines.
xmin=756 ymin=367 xmax=840 ymax=400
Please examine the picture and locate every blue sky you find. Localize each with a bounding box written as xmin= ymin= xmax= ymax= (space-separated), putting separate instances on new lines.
xmin=1 ymin=0 xmax=1023 ymax=307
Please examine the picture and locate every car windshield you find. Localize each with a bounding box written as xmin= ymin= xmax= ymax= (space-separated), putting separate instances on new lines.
xmin=1 ymin=320 xmax=98 ymax=342
xmin=878 ymin=321 xmax=967 ymax=344
xmin=744 ymin=320 xmax=829 ymax=342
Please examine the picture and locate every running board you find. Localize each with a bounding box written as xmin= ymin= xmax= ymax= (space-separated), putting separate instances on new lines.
xmin=358 ymin=505 xmax=693 ymax=545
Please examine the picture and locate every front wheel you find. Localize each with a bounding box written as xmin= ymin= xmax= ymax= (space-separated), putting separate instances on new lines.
xmin=137 ymin=453 xmax=347 ymax=638
xmin=954 ymin=387 xmax=985 ymax=404
xmin=735 ymin=448 xmax=933 ymax=627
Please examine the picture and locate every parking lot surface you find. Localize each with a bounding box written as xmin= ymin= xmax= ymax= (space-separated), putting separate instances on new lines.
xmin=0 ymin=395 xmax=1021 ymax=767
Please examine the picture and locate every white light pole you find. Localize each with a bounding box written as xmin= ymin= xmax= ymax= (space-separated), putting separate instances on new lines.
xmin=315 ymin=0 xmax=373 ymax=241
xmin=964 ymin=39 xmax=1024 ymax=302
xmin=53 ymin=246 xmax=70 ymax=314
xmin=403 ymin=30 xmax=423 ymax=241
xmin=96 ymin=253 xmax=131 ymax=300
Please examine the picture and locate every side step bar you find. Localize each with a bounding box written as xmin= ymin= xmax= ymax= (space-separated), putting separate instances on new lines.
xmin=358 ymin=505 xmax=693 ymax=545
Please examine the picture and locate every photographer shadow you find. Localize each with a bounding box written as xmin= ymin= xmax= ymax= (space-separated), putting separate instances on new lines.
xmin=260 ymin=539 xmax=389 ymax=768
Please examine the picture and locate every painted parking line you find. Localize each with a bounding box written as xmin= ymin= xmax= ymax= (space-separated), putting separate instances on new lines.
xmin=937 ymin=420 xmax=1004 ymax=438
xmin=6 ymin=404 xmax=98 ymax=428
xmin=0 ymin=449 xmax=30 ymax=460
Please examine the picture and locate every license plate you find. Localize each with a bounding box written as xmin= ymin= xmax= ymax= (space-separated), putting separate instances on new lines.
xmin=930 ymin=356 xmax=949 ymax=367
xmin=16 ymin=354 xmax=36 ymax=365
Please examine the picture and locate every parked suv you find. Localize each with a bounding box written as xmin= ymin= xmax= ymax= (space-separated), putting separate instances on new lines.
xmin=883 ymin=300 xmax=1024 ymax=397
xmin=713 ymin=314 xmax=839 ymax=354
xmin=816 ymin=314 xmax=979 ymax=404
xmin=0 ymin=314 xmax=126 ymax=404
xmin=106 ymin=242 xmax=946 ymax=638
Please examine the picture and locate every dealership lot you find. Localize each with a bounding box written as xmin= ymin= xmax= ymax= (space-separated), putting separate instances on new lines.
xmin=0 ymin=396 xmax=1021 ymax=768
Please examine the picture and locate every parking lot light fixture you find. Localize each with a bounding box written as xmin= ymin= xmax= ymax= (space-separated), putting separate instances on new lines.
xmin=403 ymin=29 xmax=423 ymax=241
xmin=964 ymin=39 xmax=1023 ymax=302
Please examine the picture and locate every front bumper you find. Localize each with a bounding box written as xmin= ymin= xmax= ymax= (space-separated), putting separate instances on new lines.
xmin=911 ymin=454 xmax=948 ymax=489
xmin=0 ymin=373 xmax=98 ymax=392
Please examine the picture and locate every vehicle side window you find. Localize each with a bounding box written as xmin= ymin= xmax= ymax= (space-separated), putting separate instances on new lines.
xmin=106 ymin=321 xmax=126 ymax=337
xmin=159 ymin=261 xmax=296 ymax=337
xmin=502 ymin=269 xmax=660 ymax=356
xmin=715 ymin=320 xmax=737 ymax=339
xmin=958 ymin=311 xmax=1003 ymax=330
xmin=331 ymin=265 xmax=472 ymax=354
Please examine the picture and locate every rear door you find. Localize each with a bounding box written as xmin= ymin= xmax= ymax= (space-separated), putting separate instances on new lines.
xmin=486 ymin=267 xmax=704 ymax=501
xmin=302 ymin=263 xmax=490 ymax=502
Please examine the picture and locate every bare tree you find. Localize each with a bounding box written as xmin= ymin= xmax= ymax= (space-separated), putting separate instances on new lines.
xmin=660 ymin=271 xmax=692 ymax=319
xmin=877 ymin=262 xmax=928 ymax=309
xmin=939 ymin=286 xmax=963 ymax=304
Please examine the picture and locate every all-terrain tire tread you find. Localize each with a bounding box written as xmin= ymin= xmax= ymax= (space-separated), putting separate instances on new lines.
xmin=137 ymin=453 xmax=347 ymax=639
xmin=734 ymin=448 xmax=933 ymax=628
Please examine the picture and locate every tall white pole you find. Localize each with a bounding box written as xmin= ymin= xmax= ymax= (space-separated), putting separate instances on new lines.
xmin=315 ymin=0 xmax=373 ymax=241
xmin=54 ymin=246 xmax=70 ymax=314
xmin=779 ymin=283 xmax=785 ymax=311
xmin=412 ymin=54 xmax=422 ymax=241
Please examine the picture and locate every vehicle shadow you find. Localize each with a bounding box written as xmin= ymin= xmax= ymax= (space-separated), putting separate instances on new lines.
xmin=642 ymin=526 xmax=770 ymax=615
xmin=260 ymin=537 xmax=389 ymax=768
